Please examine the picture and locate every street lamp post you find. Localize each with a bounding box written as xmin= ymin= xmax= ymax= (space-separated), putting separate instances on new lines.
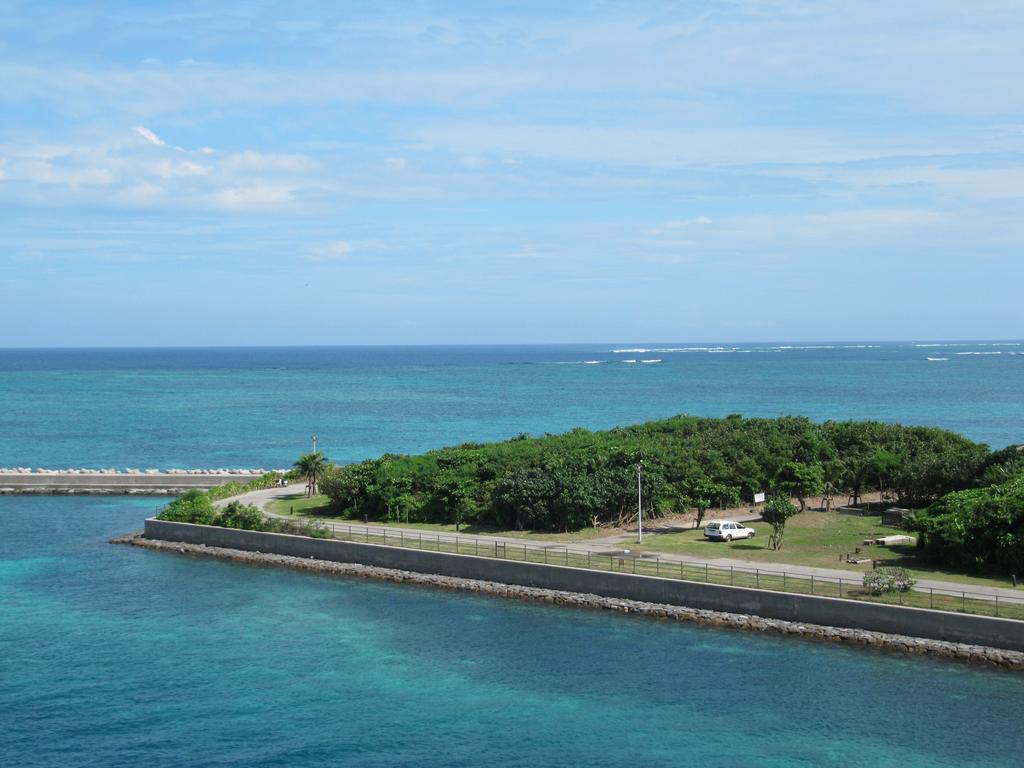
xmin=637 ymin=461 xmax=643 ymax=543
xmin=312 ymin=434 xmax=318 ymax=454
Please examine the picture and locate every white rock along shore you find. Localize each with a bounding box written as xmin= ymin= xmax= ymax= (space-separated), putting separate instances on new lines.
xmin=0 ymin=467 xmax=283 ymax=475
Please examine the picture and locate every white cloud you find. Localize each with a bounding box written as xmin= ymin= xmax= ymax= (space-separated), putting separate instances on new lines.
xmin=134 ymin=125 xmax=165 ymax=146
xmin=222 ymin=151 xmax=314 ymax=173
xmin=124 ymin=182 xmax=163 ymax=203
xmin=0 ymin=129 xmax=321 ymax=212
xmin=411 ymin=121 xmax=953 ymax=168
xmin=663 ymin=216 xmax=712 ymax=228
xmin=152 ymin=159 xmax=207 ymax=178
xmin=215 ymin=184 xmax=295 ymax=209
xmin=306 ymin=241 xmax=354 ymax=261
xmin=779 ymin=162 xmax=1024 ymax=201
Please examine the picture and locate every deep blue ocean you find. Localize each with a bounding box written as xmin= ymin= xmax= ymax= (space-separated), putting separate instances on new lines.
xmin=2 ymin=344 xmax=1024 ymax=766
xmin=1 ymin=342 xmax=1022 ymax=469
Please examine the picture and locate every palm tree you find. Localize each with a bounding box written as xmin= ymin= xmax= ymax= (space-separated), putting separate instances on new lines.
xmin=293 ymin=452 xmax=329 ymax=498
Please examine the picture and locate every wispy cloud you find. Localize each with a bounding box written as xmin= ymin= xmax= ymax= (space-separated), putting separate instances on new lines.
xmin=0 ymin=1 xmax=1022 ymax=343
xmin=662 ymin=216 xmax=713 ymax=229
xmin=133 ymin=125 xmax=165 ymax=146
xmin=305 ymin=241 xmax=353 ymax=261
xmin=0 ymin=128 xmax=321 ymax=212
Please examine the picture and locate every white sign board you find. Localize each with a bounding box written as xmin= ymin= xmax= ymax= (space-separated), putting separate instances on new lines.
xmin=753 ymin=492 xmax=766 ymax=504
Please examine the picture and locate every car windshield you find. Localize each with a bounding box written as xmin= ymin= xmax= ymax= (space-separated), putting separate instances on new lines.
xmin=707 ymin=522 xmax=719 ymax=529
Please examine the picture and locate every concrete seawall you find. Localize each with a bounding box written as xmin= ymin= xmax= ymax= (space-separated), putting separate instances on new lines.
xmin=0 ymin=473 xmax=256 ymax=494
xmin=143 ymin=518 xmax=1024 ymax=654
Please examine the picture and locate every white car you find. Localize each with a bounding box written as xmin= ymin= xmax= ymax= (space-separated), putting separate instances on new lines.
xmin=704 ymin=520 xmax=756 ymax=542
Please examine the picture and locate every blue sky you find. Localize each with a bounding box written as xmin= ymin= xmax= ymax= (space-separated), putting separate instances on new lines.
xmin=1 ymin=1 xmax=1023 ymax=345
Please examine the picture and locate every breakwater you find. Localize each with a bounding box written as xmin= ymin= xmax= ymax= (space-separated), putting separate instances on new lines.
xmin=0 ymin=469 xmax=277 ymax=494
xmin=128 ymin=521 xmax=1024 ymax=668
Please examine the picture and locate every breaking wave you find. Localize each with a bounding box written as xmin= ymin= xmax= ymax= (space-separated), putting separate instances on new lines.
xmin=611 ymin=344 xmax=883 ymax=354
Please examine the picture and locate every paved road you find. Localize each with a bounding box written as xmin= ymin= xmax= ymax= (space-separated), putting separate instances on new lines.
xmin=226 ymin=486 xmax=1022 ymax=604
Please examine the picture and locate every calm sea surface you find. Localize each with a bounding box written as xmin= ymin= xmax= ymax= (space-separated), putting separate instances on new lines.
xmin=1 ymin=496 xmax=1023 ymax=768
xmin=2 ymin=345 xmax=1023 ymax=766
xmin=0 ymin=342 xmax=1022 ymax=469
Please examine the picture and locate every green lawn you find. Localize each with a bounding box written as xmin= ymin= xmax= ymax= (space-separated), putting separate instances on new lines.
xmin=266 ymin=493 xmax=336 ymax=517
xmin=260 ymin=495 xmax=1021 ymax=618
xmin=632 ymin=511 xmax=1017 ymax=590
xmin=264 ymin=497 xmax=1017 ymax=591
xmin=265 ymin=493 xmax=606 ymax=542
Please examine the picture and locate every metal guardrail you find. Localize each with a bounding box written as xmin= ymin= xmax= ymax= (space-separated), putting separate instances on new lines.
xmin=305 ymin=520 xmax=1024 ymax=621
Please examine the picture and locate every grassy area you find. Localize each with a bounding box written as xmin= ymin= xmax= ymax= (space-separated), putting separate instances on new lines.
xmin=266 ymin=493 xmax=335 ymax=517
xmin=259 ymin=494 xmax=1021 ymax=620
xmin=265 ymin=493 xmax=607 ymax=542
xmin=265 ymin=497 xmax=1017 ymax=591
xmin=632 ymin=511 xmax=1017 ymax=590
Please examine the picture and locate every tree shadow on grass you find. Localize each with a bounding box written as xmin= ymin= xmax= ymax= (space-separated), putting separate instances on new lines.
xmin=456 ymin=524 xmax=508 ymax=536
xmin=649 ymin=523 xmax=701 ymax=535
xmin=728 ymin=543 xmax=768 ymax=552
xmin=868 ymin=545 xmax=1015 ymax=584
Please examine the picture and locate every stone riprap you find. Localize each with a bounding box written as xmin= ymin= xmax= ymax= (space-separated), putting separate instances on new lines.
xmin=113 ymin=532 xmax=1024 ymax=671
xmin=0 ymin=469 xmax=281 ymax=494
xmin=0 ymin=467 xmax=278 ymax=474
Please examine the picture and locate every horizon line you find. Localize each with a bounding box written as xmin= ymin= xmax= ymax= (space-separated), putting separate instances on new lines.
xmin=2 ymin=338 xmax=1023 ymax=351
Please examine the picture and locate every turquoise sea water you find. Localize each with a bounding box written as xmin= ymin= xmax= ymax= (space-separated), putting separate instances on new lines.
xmin=1 ymin=342 xmax=1022 ymax=469
xmin=2 ymin=495 xmax=1023 ymax=768
xmin=3 ymin=345 xmax=1024 ymax=766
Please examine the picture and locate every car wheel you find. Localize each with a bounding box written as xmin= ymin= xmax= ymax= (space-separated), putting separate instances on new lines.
xmin=725 ymin=535 xmax=732 ymax=542
xmin=749 ymin=531 xmax=755 ymax=538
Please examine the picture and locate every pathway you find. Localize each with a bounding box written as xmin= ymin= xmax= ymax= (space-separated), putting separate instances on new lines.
xmin=223 ymin=486 xmax=1021 ymax=604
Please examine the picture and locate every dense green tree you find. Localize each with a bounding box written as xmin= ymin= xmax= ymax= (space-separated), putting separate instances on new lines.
xmin=431 ymin=471 xmax=472 ymax=531
xmin=976 ymin=445 xmax=1024 ymax=487
xmin=774 ymin=461 xmax=825 ymax=513
xmin=911 ymin=475 xmax=1024 ymax=573
xmin=890 ymin=433 xmax=988 ymax=506
xmin=315 ymin=414 xmax=994 ymax=533
xmin=685 ymin=477 xmax=741 ymax=530
xmin=869 ymin=449 xmax=903 ymax=501
xmin=320 ymin=462 xmax=376 ymax=515
xmin=494 ymin=467 xmax=559 ymax=530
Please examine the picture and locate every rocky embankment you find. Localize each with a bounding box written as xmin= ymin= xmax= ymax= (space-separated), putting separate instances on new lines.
xmin=112 ymin=532 xmax=1024 ymax=671
xmin=0 ymin=468 xmax=284 ymax=494
xmin=0 ymin=467 xmax=279 ymax=475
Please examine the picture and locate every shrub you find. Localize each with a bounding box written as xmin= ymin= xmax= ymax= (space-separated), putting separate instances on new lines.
xmin=863 ymin=567 xmax=916 ymax=595
xmin=216 ymin=501 xmax=269 ymax=531
xmin=157 ymin=474 xmax=283 ymax=524
xmin=206 ymin=472 xmax=281 ymax=502
xmin=158 ymin=489 xmax=217 ymax=524
xmin=272 ymin=518 xmax=332 ymax=538
xmin=158 ymin=496 xmax=332 ymax=538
